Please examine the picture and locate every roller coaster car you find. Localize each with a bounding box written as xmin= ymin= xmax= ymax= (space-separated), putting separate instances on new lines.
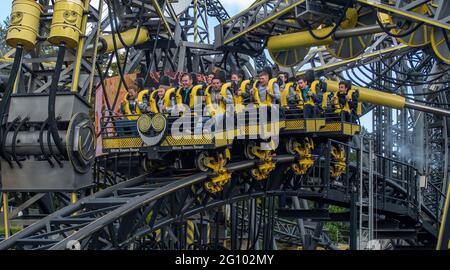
xmin=102 ymin=113 xmax=232 ymax=151
xmin=100 ymin=80 xmax=360 ymax=172
xmin=318 ymin=111 xmax=360 ymax=137
xmin=279 ymin=80 xmax=360 ymax=139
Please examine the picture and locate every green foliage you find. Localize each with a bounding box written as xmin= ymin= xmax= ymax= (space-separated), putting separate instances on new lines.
xmin=0 ymin=225 xmax=23 ymax=236
xmin=0 ymin=17 xmax=10 ymax=56
xmin=325 ymin=205 xmax=349 ymax=244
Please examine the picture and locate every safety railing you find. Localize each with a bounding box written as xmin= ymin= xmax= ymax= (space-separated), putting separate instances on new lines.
xmin=295 ymin=139 xmax=420 ymax=217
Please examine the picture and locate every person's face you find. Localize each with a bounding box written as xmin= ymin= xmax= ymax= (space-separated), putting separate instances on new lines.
xmin=339 ymin=84 xmax=347 ymax=94
xmin=231 ymin=74 xmax=240 ymax=82
xmin=298 ymin=79 xmax=307 ymax=90
xmin=279 ymin=74 xmax=287 ymax=83
xmin=207 ymin=74 xmax=215 ymax=84
xmin=196 ymin=74 xmax=205 ymax=83
xmin=129 ymin=89 xmax=137 ymax=99
xmin=212 ymin=79 xmax=222 ymax=91
xmin=259 ymin=74 xmax=268 ymax=85
xmin=181 ymin=76 xmax=192 ymax=88
xmin=157 ymin=88 xmax=165 ymax=98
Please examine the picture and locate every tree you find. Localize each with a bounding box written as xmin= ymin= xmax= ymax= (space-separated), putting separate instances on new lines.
xmin=0 ymin=17 xmax=10 ymax=56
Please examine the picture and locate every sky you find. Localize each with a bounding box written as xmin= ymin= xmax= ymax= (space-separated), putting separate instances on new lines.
xmin=0 ymin=3 xmax=11 ymax=23
xmin=1 ymin=0 xmax=372 ymax=131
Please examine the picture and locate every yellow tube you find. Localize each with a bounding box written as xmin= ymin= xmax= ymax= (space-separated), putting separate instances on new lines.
xmin=267 ymin=27 xmax=334 ymax=52
xmin=101 ymin=28 xmax=150 ymax=53
xmin=324 ymin=80 xmax=406 ymax=109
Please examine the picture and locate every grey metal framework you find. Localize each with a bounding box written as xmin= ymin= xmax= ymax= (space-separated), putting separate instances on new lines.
xmin=1 ymin=0 xmax=450 ymax=250
xmin=0 ymin=140 xmax=437 ymax=250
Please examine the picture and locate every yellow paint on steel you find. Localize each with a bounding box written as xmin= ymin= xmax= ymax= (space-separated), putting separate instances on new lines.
xmin=390 ymin=3 xmax=431 ymax=47
xmin=2 ymin=193 xmax=9 ymax=239
xmin=297 ymin=44 xmax=408 ymax=75
xmin=71 ymin=0 xmax=90 ymax=92
xmin=151 ymin=0 xmax=174 ymax=39
xmin=186 ymin=219 xmax=195 ymax=247
xmin=437 ymin=176 xmax=450 ymax=250
xmin=357 ymin=0 xmax=450 ymax=31
xmin=223 ymin=0 xmax=306 ymax=45
xmin=71 ymin=192 xmax=77 ymax=204
xmin=269 ymin=7 xmax=358 ymax=53
xmin=12 ymin=71 xmax=20 ymax=94
xmin=6 ymin=0 xmax=43 ymax=51
xmin=431 ymin=27 xmax=450 ymax=64
xmin=102 ymin=28 xmax=150 ymax=53
xmin=268 ymin=27 xmax=333 ymax=51
xmin=325 ymin=80 xmax=406 ymax=109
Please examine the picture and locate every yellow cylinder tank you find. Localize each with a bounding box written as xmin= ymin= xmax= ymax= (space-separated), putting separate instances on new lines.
xmin=267 ymin=27 xmax=334 ymax=52
xmin=101 ymin=28 xmax=150 ymax=53
xmin=324 ymin=80 xmax=406 ymax=109
xmin=48 ymin=0 xmax=85 ymax=48
xmin=6 ymin=0 xmax=43 ymax=51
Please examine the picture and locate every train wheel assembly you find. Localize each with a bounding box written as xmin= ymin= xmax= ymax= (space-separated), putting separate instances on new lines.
xmin=203 ymin=152 xmax=231 ymax=193
xmin=247 ymin=142 xmax=275 ymax=181
xmin=330 ymin=145 xmax=346 ymax=178
xmin=291 ymin=137 xmax=315 ymax=176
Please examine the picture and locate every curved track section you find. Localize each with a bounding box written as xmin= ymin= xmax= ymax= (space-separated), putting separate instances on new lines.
xmin=0 ymin=149 xmax=438 ymax=250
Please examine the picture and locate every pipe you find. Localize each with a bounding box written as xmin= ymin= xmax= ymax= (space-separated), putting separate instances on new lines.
xmin=97 ymin=28 xmax=150 ymax=54
xmin=0 ymin=46 xmax=23 ymax=164
xmin=405 ymin=102 xmax=450 ymax=118
xmin=48 ymin=45 xmax=68 ymax=159
xmin=4 ymin=130 xmax=67 ymax=155
xmin=325 ymin=80 xmax=405 ymax=109
xmin=325 ymin=80 xmax=450 ymax=117
xmin=267 ymin=24 xmax=396 ymax=52
xmin=268 ymin=27 xmax=334 ymax=51
xmin=333 ymin=24 xmax=396 ymax=39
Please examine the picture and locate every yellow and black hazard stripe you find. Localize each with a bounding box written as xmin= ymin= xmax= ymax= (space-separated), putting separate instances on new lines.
xmin=186 ymin=219 xmax=195 ymax=249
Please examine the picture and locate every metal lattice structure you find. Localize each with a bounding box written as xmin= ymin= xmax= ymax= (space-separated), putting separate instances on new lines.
xmin=1 ymin=0 xmax=450 ymax=250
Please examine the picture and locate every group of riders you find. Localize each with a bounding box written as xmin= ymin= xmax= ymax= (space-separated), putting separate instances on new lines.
xmin=118 ymin=69 xmax=360 ymax=125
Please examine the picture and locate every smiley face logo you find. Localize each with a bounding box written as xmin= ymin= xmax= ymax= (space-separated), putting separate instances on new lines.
xmin=10 ymin=12 xmax=23 ymax=25
xmin=63 ymin=10 xmax=78 ymax=25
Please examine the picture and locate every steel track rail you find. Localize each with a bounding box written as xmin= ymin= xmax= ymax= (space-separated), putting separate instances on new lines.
xmin=0 ymin=154 xmax=437 ymax=249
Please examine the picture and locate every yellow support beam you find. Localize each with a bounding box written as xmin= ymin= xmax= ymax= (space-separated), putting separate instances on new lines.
xmin=71 ymin=0 xmax=91 ymax=93
xmin=71 ymin=192 xmax=77 ymax=204
xmin=437 ymin=180 xmax=450 ymax=250
xmin=151 ymin=0 xmax=174 ymax=39
xmin=2 ymin=193 xmax=9 ymax=239
xmin=357 ymin=0 xmax=450 ymax=31
xmin=296 ymin=44 xmax=409 ymax=75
